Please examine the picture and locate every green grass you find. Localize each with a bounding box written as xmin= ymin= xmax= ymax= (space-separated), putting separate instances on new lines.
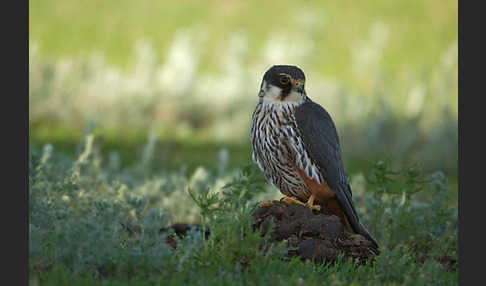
xmin=29 ymin=135 xmax=457 ymax=285
xmin=29 ymin=0 xmax=457 ymax=82
xmin=29 ymin=116 xmax=458 ymax=201
xmin=29 ymin=0 xmax=458 ymax=182
xmin=29 ymin=1 xmax=458 ymax=283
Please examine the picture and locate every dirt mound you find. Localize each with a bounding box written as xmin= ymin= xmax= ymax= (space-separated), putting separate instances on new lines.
xmin=161 ymin=200 xmax=379 ymax=265
xmin=252 ymin=200 xmax=379 ymax=265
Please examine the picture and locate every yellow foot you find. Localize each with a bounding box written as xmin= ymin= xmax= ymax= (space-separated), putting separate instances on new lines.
xmin=282 ymin=196 xmax=306 ymax=206
xmin=305 ymin=194 xmax=321 ymax=212
xmin=258 ymin=200 xmax=275 ymax=208
xmin=282 ymin=195 xmax=321 ymax=211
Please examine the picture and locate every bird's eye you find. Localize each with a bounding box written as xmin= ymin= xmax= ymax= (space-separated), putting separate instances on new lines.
xmin=280 ymin=76 xmax=290 ymax=85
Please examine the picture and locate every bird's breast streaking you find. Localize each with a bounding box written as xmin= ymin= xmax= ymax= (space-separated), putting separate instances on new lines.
xmin=251 ymin=100 xmax=324 ymax=202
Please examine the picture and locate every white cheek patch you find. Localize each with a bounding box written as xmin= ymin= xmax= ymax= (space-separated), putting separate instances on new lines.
xmin=261 ymin=82 xmax=305 ymax=104
xmin=263 ymin=82 xmax=283 ymax=101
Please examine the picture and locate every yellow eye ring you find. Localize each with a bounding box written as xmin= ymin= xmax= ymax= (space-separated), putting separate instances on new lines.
xmin=280 ymin=76 xmax=290 ymax=85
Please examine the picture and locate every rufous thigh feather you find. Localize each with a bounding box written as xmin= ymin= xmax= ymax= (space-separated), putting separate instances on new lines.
xmin=296 ymin=168 xmax=352 ymax=231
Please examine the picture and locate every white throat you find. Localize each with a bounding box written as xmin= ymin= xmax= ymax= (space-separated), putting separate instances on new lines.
xmin=260 ymin=80 xmax=305 ymax=105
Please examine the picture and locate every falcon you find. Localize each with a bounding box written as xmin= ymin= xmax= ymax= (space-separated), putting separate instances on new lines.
xmin=251 ymin=65 xmax=378 ymax=249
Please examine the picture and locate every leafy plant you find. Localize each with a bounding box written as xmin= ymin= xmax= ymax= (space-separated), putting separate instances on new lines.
xmin=29 ymin=135 xmax=457 ymax=284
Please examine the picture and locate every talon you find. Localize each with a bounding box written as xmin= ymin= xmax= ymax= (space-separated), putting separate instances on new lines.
xmin=282 ymin=195 xmax=321 ymax=211
xmin=306 ymin=203 xmax=321 ymax=211
xmin=305 ymin=194 xmax=321 ymax=211
xmin=282 ymin=196 xmax=306 ymax=206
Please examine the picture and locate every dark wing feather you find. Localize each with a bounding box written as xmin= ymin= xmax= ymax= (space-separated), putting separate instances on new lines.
xmin=294 ymin=99 xmax=378 ymax=249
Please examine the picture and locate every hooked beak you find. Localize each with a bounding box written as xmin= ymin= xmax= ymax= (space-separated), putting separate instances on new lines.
xmin=292 ymin=80 xmax=305 ymax=94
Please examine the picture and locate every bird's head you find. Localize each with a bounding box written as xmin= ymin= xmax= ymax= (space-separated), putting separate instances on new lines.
xmin=258 ymin=65 xmax=307 ymax=103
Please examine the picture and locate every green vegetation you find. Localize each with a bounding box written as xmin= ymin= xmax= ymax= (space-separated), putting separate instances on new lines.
xmin=29 ymin=0 xmax=457 ymax=284
xmin=29 ymin=0 xmax=458 ymax=180
xmin=30 ymin=135 xmax=457 ymax=285
xmin=29 ymin=0 xmax=457 ymax=80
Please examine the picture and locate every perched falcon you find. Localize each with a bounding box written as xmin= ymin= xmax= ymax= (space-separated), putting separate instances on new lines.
xmin=251 ymin=65 xmax=378 ymax=249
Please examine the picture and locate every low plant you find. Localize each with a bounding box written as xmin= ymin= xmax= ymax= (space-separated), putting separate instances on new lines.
xmin=29 ymin=135 xmax=457 ymax=285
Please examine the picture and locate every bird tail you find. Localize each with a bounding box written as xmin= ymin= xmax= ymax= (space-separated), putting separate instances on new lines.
xmin=337 ymin=185 xmax=379 ymax=250
xmin=356 ymin=221 xmax=379 ymax=250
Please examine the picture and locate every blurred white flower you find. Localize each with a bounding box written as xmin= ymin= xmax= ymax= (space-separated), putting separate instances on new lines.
xmin=155 ymin=27 xmax=206 ymax=96
xmin=351 ymin=22 xmax=389 ymax=78
xmin=262 ymin=34 xmax=313 ymax=68
xmin=405 ymin=84 xmax=426 ymax=117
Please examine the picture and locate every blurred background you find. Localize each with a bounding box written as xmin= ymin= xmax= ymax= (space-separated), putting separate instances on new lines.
xmin=29 ymin=0 xmax=458 ymax=195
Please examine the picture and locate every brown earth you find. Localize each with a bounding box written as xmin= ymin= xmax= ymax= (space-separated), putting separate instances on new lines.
xmin=160 ymin=223 xmax=209 ymax=249
xmin=161 ymin=200 xmax=457 ymax=271
xmin=251 ymin=200 xmax=379 ymax=265
xmin=161 ymin=200 xmax=379 ymax=265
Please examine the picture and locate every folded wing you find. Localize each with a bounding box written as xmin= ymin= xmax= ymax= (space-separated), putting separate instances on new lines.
xmin=294 ymin=99 xmax=378 ymax=249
